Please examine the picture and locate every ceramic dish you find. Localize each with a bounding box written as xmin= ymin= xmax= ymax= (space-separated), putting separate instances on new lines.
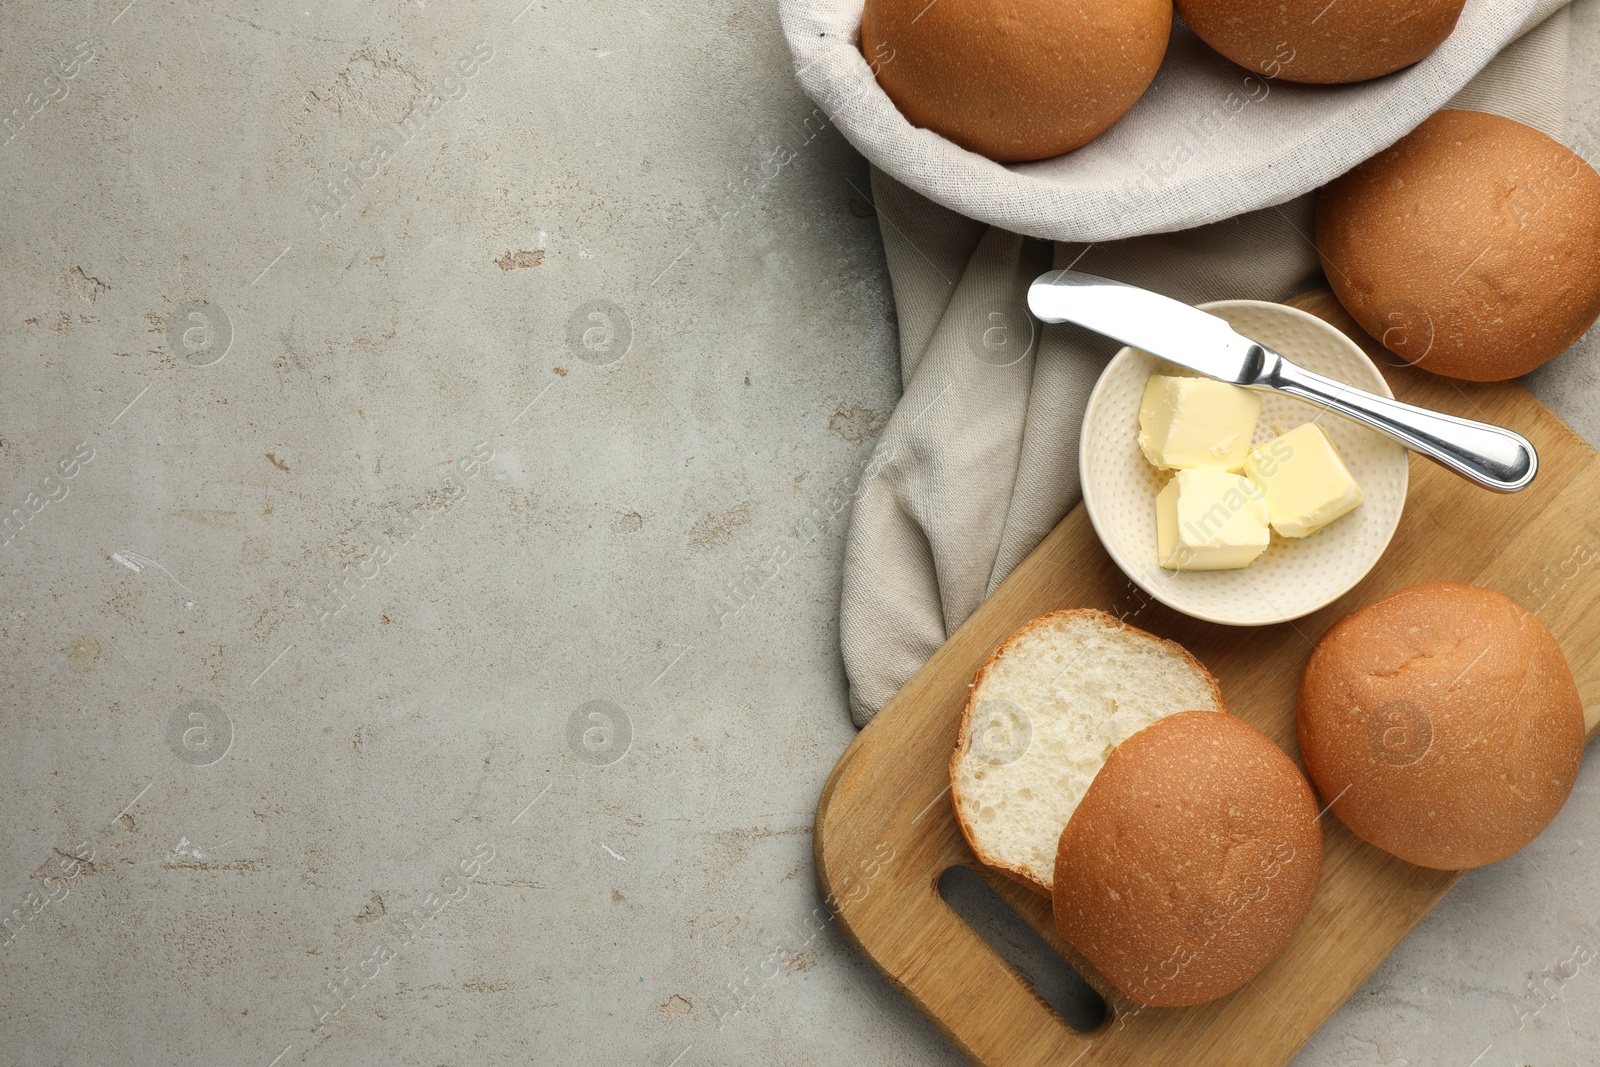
xmin=1079 ymin=299 xmax=1409 ymax=626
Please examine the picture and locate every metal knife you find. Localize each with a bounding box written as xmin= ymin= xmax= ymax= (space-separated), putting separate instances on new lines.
xmin=1027 ymin=270 xmax=1537 ymax=493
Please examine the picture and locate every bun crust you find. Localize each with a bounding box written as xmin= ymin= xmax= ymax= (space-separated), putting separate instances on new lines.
xmin=1177 ymin=0 xmax=1464 ymax=84
xmin=950 ymin=609 xmax=1225 ymax=897
xmin=1052 ymin=711 xmax=1323 ymax=1007
xmin=860 ymin=0 xmax=1171 ymax=162
xmin=1298 ymin=583 xmax=1585 ymax=869
xmin=1316 ymin=109 xmax=1600 ymax=381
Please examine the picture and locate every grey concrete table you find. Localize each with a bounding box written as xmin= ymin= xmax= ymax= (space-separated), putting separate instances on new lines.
xmin=1 ymin=2 xmax=1597 ymax=1065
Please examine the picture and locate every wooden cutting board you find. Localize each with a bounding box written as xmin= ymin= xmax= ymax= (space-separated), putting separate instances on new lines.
xmin=813 ymin=289 xmax=1600 ymax=1067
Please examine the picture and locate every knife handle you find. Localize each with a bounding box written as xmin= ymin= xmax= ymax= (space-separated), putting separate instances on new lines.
xmin=1256 ymin=350 xmax=1538 ymax=493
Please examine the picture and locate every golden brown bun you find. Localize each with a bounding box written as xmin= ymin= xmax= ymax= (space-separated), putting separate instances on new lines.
xmin=1176 ymin=0 xmax=1463 ymax=84
xmin=860 ymin=0 xmax=1171 ymax=163
xmin=950 ymin=610 xmax=1225 ymax=897
xmin=1298 ymin=583 xmax=1585 ymax=870
xmin=1052 ymin=711 xmax=1323 ymax=1007
xmin=1316 ymin=109 xmax=1600 ymax=381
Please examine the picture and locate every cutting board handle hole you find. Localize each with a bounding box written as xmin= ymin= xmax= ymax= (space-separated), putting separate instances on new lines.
xmin=937 ymin=865 xmax=1107 ymax=1032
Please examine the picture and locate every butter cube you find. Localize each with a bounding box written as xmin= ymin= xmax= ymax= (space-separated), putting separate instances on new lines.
xmin=1138 ymin=375 xmax=1262 ymax=471
xmin=1244 ymin=423 xmax=1364 ymax=538
xmin=1156 ymin=469 xmax=1271 ymax=571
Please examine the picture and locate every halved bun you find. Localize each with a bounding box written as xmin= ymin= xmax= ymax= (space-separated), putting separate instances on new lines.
xmin=1053 ymin=711 xmax=1324 ymax=1007
xmin=949 ymin=609 xmax=1224 ymax=896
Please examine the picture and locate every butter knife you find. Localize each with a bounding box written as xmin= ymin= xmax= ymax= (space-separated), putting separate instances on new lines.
xmin=1027 ymin=270 xmax=1537 ymax=493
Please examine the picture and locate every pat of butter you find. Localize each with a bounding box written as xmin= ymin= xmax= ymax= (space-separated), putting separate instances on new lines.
xmin=1244 ymin=423 xmax=1364 ymax=538
xmin=1156 ymin=469 xmax=1271 ymax=571
xmin=1138 ymin=375 xmax=1262 ymax=471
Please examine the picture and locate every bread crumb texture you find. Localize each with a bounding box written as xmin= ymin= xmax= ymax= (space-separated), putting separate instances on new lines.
xmin=950 ymin=610 xmax=1222 ymax=894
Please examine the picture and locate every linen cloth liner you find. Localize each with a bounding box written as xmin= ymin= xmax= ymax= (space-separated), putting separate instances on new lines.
xmin=826 ymin=9 xmax=1574 ymax=725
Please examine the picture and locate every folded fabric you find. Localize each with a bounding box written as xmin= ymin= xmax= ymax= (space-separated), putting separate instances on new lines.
xmin=834 ymin=9 xmax=1572 ymax=726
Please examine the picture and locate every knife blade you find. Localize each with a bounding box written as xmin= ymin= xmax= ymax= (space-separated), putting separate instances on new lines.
xmin=1027 ymin=270 xmax=1267 ymax=384
xmin=1026 ymin=270 xmax=1538 ymax=493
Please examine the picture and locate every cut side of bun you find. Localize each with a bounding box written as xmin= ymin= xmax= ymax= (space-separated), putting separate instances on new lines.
xmin=949 ymin=609 xmax=1225 ymax=896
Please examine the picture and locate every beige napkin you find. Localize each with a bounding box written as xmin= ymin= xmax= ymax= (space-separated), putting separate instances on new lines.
xmin=839 ymin=9 xmax=1573 ymax=726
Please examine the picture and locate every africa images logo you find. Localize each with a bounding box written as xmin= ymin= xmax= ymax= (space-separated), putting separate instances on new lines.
xmin=1365 ymin=698 xmax=1432 ymax=767
xmin=166 ymin=301 xmax=233 ymax=366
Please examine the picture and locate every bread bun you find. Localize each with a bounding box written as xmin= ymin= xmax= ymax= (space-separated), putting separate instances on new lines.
xmin=1176 ymin=0 xmax=1463 ymax=84
xmin=860 ymin=0 xmax=1171 ymax=162
xmin=1052 ymin=711 xmax=1323 ymax=1007
xmin=950 ymin=610 xmax=1223 ymax=896
xmin=1298 ymin=583 xmax=1585 ymax=869
xmin=1316 ymin=109 xmax=1600 ymax=381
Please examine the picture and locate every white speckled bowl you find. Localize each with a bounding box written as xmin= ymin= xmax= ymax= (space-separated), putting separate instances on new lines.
xmin=1080 ymin=300 xmax=1409 ymax=627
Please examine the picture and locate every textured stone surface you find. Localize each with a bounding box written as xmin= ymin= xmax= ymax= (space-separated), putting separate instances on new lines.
xmin=0 ymin=1 xmax=1596 ymax=1064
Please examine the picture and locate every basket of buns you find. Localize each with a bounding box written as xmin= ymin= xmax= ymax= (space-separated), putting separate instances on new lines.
xmin=779 ymin=0 xmax=1569 ymax=241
